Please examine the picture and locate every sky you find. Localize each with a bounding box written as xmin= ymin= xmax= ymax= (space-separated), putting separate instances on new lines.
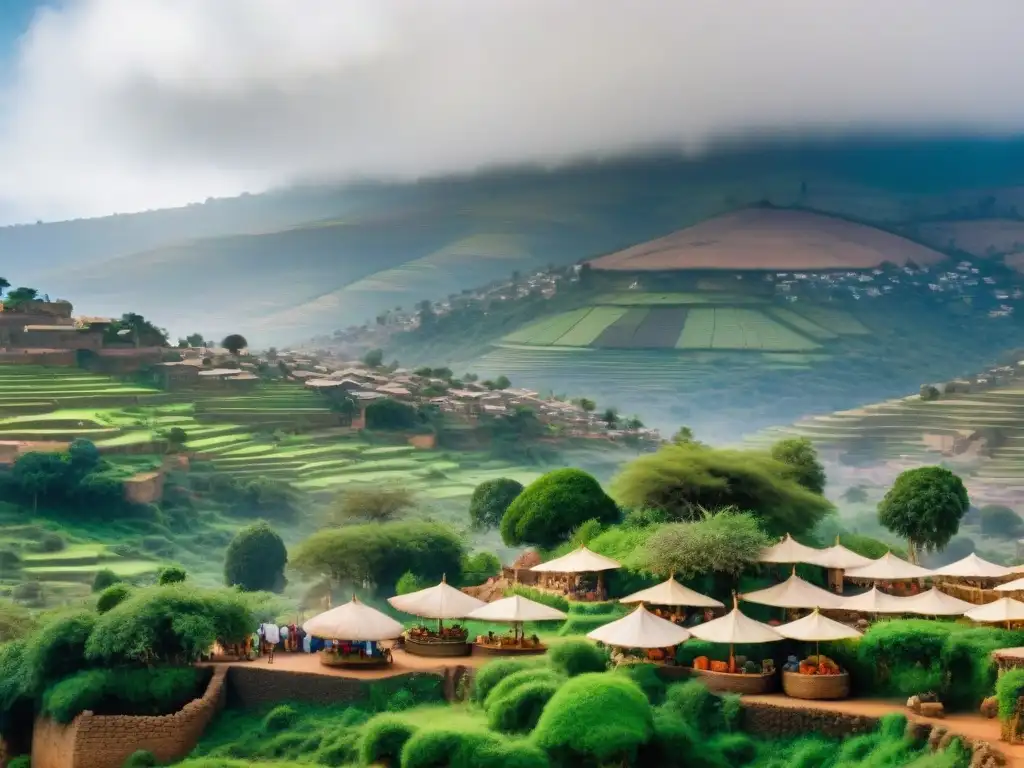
xmin=0 ymin=0 xmax=1023 ymax=224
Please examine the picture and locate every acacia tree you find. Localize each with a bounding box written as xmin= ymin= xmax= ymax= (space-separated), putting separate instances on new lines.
xmin=331 ymin=485 xmax=416 ymax=524
xmin=877 ymin=466 xmax=969 ymax=563
xmin=770 ymin=437 xmax=826 ymax=495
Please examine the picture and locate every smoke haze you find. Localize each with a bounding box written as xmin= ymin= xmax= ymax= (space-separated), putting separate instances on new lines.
xmin=1 ymin=0 xmax=1023 ymax=222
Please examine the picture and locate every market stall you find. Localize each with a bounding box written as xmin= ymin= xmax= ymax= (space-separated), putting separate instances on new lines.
xmin=965 ymin=597 xmax=1024 ymax=630
xmin=834 ymin=586 xmax=912 ymax=616
xmin=687 ymin=596 xmax=783 ymax=693
xmin=844 ymin=552 xmax=932 ymax=596
xmin=388 ymin=576 xmax=485 ymax=657
xmin=811 ymin=537 xmax=877 ymax=594
xmin=530 ymin=546 xmax=620 ymax=602
xmin=466 ymin=595 xmax=566 ymax=655
xmin=759 ymin=533 xmax=828 ymax=566
xmin=619 ymin=574 xmax=723 ymax=626
xmin=777 ymin=609 xmax=862 ymax=700
xmin=302 ymin=597 xmax=405 ymax=668
xmin=588 ymin=603 xmax=692 ymax=665
xmin=929 ymin=553 xmax=1010 ymax=605
xmin=899 ymin=587 xmax=974 ymax=617
xmin=741 ymin=567 xmax=845 ymax=621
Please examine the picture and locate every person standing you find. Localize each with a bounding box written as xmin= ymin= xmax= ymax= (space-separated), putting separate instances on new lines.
xmin=260 ymin=622 xmax=280 ymax=663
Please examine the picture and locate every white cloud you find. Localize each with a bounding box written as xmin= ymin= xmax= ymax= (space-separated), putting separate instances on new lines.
xmin=1 ymin=0 xmax=1023 ymax=222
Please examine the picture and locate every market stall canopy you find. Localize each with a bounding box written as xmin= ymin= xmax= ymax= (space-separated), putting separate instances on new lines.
xmin=965 ymin=597 xmax=1024 ymax=624
xmin=776 ymin=608 xmax=863 ymax=642
xmin=689 ymin=606 xmax=783 ymax=645
xmin=303 ymin=597 xmax=405 ymax=642
xmin=844 ymin=552 xmax=933 ymax=581
xmin=812 ymin=538 xmax=876 ymax=570
xmin=929 ymin=553 xmax=1010 ymax=579
xmin=620 ymin=576 xmax=723 ymax=608
xmin=741 ymin=570 xmax=845 ymax=610
xmin=588 ymin=604 xmax=692 ymax=648
xmin=899 ymin=588 xmax=975 ymax=617
xmin=466 ymin=595 xmax=567 ymax=623
xmin=758 ymin=533 xmax=826 ymax=565
xmin=530 ymin=546 xmax=621 ymax=573
xmin=387 ymin=576 xmax=486 ymax=620
xmin=996 ymin=576 xmax=1024 ymax=592
xmin=836 ymin=586 xmax=911 ymax=614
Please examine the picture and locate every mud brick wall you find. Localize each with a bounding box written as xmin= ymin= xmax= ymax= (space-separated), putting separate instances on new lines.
xmin=31 ymin=667 xmax=226 ymax=768
xmin=224 ymin=666 xmax=446 ymax=709
xmin=740 ymin=701 xmax=879 ymax=739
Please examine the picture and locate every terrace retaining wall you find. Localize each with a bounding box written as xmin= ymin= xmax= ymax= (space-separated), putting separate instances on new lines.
xmin=30 ymin=667 xmax=226 ymax=768
xmin=0 ymin=351 xmax=76 ymax=366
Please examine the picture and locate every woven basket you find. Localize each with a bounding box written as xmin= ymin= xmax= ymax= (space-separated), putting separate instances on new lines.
xmin=691 ymin=667 xmax=776 ymax=694
xmin=405 ymin=636 xmax=473 ymax=657
xmin=319 ymin=652 xmax=390 ymax=668
xmin=782 ymin=671 xmax=850 ymax=700
xmin=472 ymin=642 xmax=547 ymax=657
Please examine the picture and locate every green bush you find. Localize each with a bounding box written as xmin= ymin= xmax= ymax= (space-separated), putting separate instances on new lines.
xmin=557 ymin=616 xmax=618 ymax=637
xmin=24 ymin=611 xmax=96 ymax=694
xmin=96 ymin=584 xmax=132 ymax=614
xmin=396 ymin=571 xmax=428 ymax=596
xmin=359 ymin=714 xmax=417 ymax=766
xmin=486 ymin=679 xmax=560 ymax=734
xmin=401 ymin=727 xmax=549 ymax=768
xmin=708 ymin=732 xmax=756 ymax=765
xmin=504 ymin=585 xmax=568 ymax=612
xmin=472 ymin=658 xmax=546 ymax=703
xmin=500 ymin=469 xmax=620 ymax=549
xmin=42 ymin=667 xmax=209 ymax=724
xmin=158 ymin=565 xmax=188 ymax=585
xmin=263 ymin=704 xmax=298 ymax=733
xmin=6 ymin=757 xmax=29 ymax=768
xmin=663 ymin=680 xmax=729 ymax=735
xmin=613 ymin=664 xmax=667 ymax=705
xmin=547 ymin=640 xmax=607 ymax=677
xmin=532 ymin=672 xmax=653 ymax=767
xmin=997 ymin=669 xmax=1024 ymax=720
xmin=567 ymin=602 xmax=617 ymax=616
xmin=123 ymin=750 xmax=156 ymax=768
xmin=0 ymin=641 xmax=32 ymax=741
xmin=484 ymin=669 xmax=564 ymax=711
xmin=638 ymin=711 xmax=701 ymax=768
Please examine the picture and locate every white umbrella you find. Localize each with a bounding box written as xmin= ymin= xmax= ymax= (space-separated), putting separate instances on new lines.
xmin=844 ymin=552 xmax=932 ymax=581
xmin=965 ymin=597 xmax=1024 ymax=628
xmin=387 ymin=575 xmax=486 ymax=631
xmin=836 ymin=586 xmax=911 ymax=614
xmin=466 ymin=595 xmax=567 ymax=642
xmin=758 ymin=533 xmax=826 ymax=565
xmin=741 ymin=569 xmax=845 ymax=610
xmin=900 ymin=588 xmax=975 ymax=617
xmin=531 ymin=546 xmax=621 ymax=572
xmin=620 ymin=575 xmax=723 ymax=608
xmin=689 ymin=595 xmax=783 ymax=671
xmin=996 ymin=576 xmax=1024 ymax=592
xmin=777 ymin=607 xmax=862 ymax=660
xmin=303 ymin=596 xmax=405 ymax=642
xmin=588 ymin=604 xmax=692 ymax=649
xmin=813 ymin=537 xmax=876 ymax=570
xmin=929 ymin=553 xmax=1010 ymax=579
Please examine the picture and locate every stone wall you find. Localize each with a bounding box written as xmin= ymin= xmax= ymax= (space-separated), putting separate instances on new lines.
xmin=123 ymin=471 xmax=166 ymax=504
xmin=740 ymin=701 xmax=879 ymax=739
xmin=224 ymin=666 xmax=445 ymax=709
xmin=30 ymin=667 xmax=226 ymax=768
xmin=0 ymin=350 xmax=76 ymax=366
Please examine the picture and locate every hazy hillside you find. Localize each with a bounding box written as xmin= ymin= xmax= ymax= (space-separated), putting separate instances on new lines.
xmin=6 ymin=138 xmax=1024 ymax=343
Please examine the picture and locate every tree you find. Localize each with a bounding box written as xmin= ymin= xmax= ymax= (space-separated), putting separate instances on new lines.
xmin=920 ymin=384 xmax=941 ymax=402
xmin=877 ymin=466 xmax=969 ymax=563
xmin=979 ymin=505 xmax=1024 ymax=538
xmin=96 ymin=584 xmax=132 ymax=614
xmin=841 ymin=486 xmax=870 ymax=504
xmin=0 ymin=278 xmax=9 ymax=298
xmin=224 ymin=522 xmax=288 ymax=592
xmin=459 ymin=552 xmax=501 ymax=586
xmin=165 ymin=427 xmax=188 ymax=453
xmin=610 ymin=444 xmax=832 ymax=537
xmin=770 ymin=438 xmax=826 ymax=495
xmin=185 ymin=333 xmax=205 ymax=347
xmin=331 ymin=485 xmax=416 ymax=524
xmin=91 ymin=569 xmax=121 ymax=593
xmin=493 ymin=375 xmax=511 ymax=390
xmin=575 ymin=398 xmax=596 ymax=413
xmin=104 ymin=313 xmax=169 ymax=348
xmin=395 ymin=571 xmax=429 ymax=595
xmin=67 ymin=439 xmax=101 ymax=474
xmin=469 ymin=478 xmax=524 ymax=531
xmin=2 ymin=287 xmax=38 ymax=311
xmin=633 ymin=511 xmax=771 ymax=588
xmin=500 ymin=469 xmax=620 ymax=548
xmin=158 ymin=565 xmax=187 ymax=585
xmin=671 ymin=426 xmax=699 ymax=446
xmin=365 ymin=399 xmax=418 ymax=430
xmin=221 ymin=334 xmax=248 ymax=355
xmin=363 ymin=348 xmax=384 ymax=368
xmin=601 ymin=408 xmax=619 ymax=428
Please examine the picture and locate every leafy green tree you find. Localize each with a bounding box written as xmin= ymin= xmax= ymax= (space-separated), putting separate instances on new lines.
xmin=878 ymin=466 xmax=970 ymax=563
xmin=185 ymin=333 xmax=205 ymax=347
xmin=459 ymin=552 xmax=501 ymax=586
xmin=601 ymin=408 xmax=619 ymax=428
xmin=67 ymin=439 xmax=101 ymax=473
xmin=291 ymin=520 xmax=464 ymax=590
xmin=574 ymin=398 xmax=596 ymax=413
xmin=331 ymin=485 xmax=416 ymax=524
xmin=91 ymin=569 xmax=121 ymax=593
xmin=671 ymin=426 xmax=699 ymax=446
xmin=103 ymin=313 xmax=169 ymax=348
xmin=365 ymin=399 xmax=418 ymax=430
xmin=224 ymin=522 xmax=288 ymax=592
xmin=2 ymin=287 xmax=38 ymax=311
xmin=11 ymin=452 xmax=68 ymax=512
xmin=363 ymin=348 xmax=384 ymax=368
xmin=158 ymin=565 xmax=187 ymax=585
xmin=0 ymin=277 xmax=9 ymax=297
xmin=979 ymin=505 xmax=1024 ymax=538
xmin=500 ymin=468 xmax=619 ymax=548
xmin=221 ymin=334 xmax=248 ymax=355
xmin=96 ymin=584 xmax=132 ymax=614
xmin=633 ymin=511 xmax=771 ymax=585
xmin=770 ymin=437 xmax=826 ymax=495
xmin=469 ymin=478 xmax=524 ymax=531
xmin=24 ymin=611 xmax=96 ymax=694
xmin=395 ymin=571 xmax=429 ymax=595
xmin=611 ymin=443 xmax=831 ymax=537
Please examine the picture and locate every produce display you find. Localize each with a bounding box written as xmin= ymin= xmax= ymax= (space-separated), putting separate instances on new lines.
xmin=782 ymin=654 xmax=844 ymax=675
xmin=693 ymin=655 xmax=762 ymax=674
xmin=407 ymin=624 xmax=468 ymax=642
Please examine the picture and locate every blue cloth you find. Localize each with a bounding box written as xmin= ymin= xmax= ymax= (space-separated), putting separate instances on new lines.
xmin=303 ymin=634 xmax=312 ymax=653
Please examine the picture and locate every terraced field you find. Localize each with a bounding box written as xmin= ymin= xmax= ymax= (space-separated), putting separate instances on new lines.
xmin=0 ymin=365 xmax=162 ymax=417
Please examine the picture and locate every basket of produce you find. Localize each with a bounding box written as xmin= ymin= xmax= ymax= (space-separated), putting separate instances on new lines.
xmin=404 ymin=625 xmax=472 ymax=657
xmin=690 ymin=656 xmax=777 ymax=694
xmin=781 ymin=655 xmax=850 ymax=700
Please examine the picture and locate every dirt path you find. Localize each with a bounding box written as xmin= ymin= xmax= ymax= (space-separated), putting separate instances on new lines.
xmin=209 ymin=649 xmax=490 ymax=680
xmin=745 ymin=694 xmax=1024 ymax=766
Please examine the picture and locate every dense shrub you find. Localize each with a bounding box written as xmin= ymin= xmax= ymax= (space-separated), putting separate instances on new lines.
xmin=96 ymin=583 xmax=132 ymax=613
xmin=483 ymin=669 xmax=564 ymax=711
xmin=566 ymin=602 xmax=617 ymax=616
xmin=24 ymin=611 xmax=96 ymax=694
xmin=0 ymin=641 xmax=33 ymax=742
xmin=504 ymin=585 xmax=568 ymax=612
xmin=532 ymin=672 xmax=653 ymax=767
xmin=86 ymin=585 xmax=253 ymax=665
xmin=980 ymin=505 xmax=1024 ymax=538
xmin=613 ymin=664 xmax=667 ymax=705
xmin=224 ymin=522 xmax=288 ymax=593
xmin=263 ymin=704 xmax=298 ymax=733
xmin=123 ymin=750 xmax=157 ymax=768
xmin=470 ymin=478 xmax=525 ymax=531
xmin=365 ymin=399 xmax=418 ymax=430
xmin=547 ymin=640 xmax=607 ymax=677
xmin=662 ymin=680 xmax=731 ymax=735
xmin=359 ymin=714 xmax=418 ymax=766
xmin=42 ymin=667 xmax=209 ymax=724
xmin=92 ymin=568 xmax=121 ymax=593
xmin=472 ymin=658 xmax=546 ymax=703
xmin=997 ymin=669 xmax=1024 ymax=720
xmin=486 ymin=680 xmax=560 ymax=734
xmin=401 ymin=728 xmax=548 ymax=768
xmin=158 ymin=565 xmax=188 ymax=585
xmin=500 ymin=469 xmax=620 ymax=549
xmin=459 ymin=551 xmax=501 ymax=587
